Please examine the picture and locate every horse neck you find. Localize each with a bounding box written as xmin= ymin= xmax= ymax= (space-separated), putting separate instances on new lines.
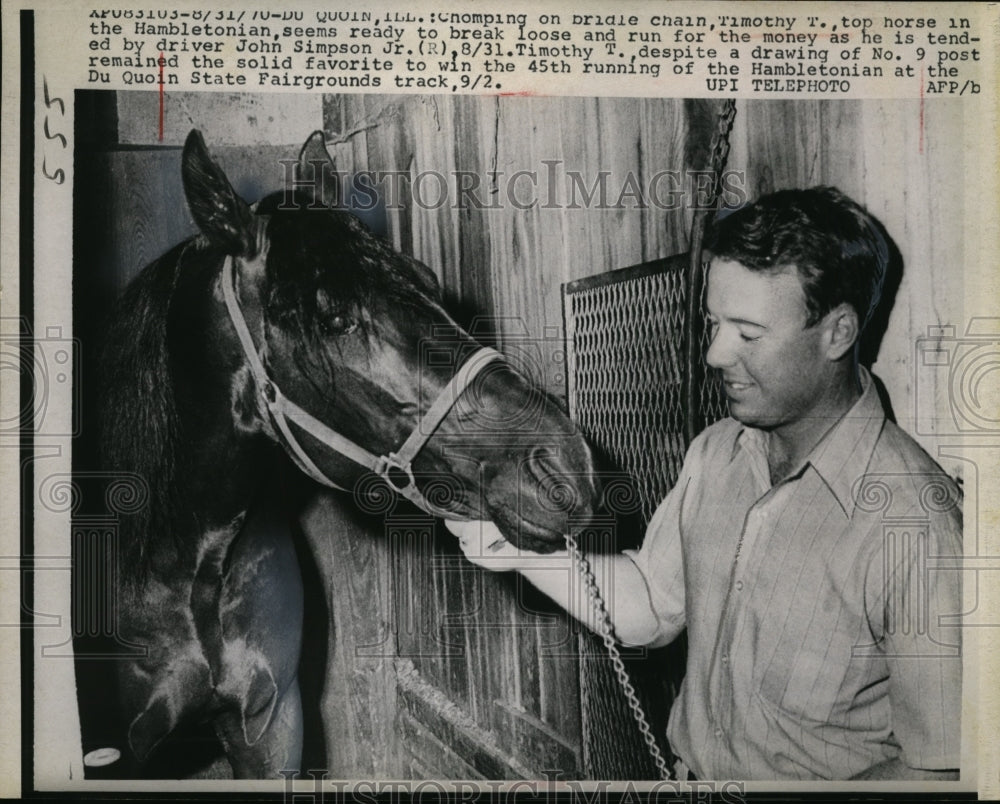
xmin=166 ymin=248 xmax=276 ymax=529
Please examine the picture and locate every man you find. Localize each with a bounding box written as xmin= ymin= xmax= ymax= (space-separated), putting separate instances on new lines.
xmin=448 ymin=187 xmax=962 ymax=781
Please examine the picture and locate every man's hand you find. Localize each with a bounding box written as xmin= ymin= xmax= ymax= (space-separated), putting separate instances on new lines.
xmin=444 ymin=520 xmax=569 ymax=571
xmin=443 ymin=520 xmax=666 ymax=647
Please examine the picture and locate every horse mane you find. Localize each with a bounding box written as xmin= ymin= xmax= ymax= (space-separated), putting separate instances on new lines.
xmin=258 ymin=194 xmax=434 ymax=321
xmin=100 ymin=240 xmax=191 ymax=587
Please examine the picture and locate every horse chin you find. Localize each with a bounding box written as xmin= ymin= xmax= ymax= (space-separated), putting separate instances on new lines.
xmin=489 ymin=505 xmax=570 ymax=554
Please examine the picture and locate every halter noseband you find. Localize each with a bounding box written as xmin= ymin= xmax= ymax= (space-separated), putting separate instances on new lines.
xmin=221 ymin=255 xmax=503 ymax=518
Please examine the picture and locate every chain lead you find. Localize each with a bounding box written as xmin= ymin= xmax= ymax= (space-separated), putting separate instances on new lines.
xmin=709 ymin=99 xmax=739 ymax=204
xmin=565 ymin=532 xmax=673 ymax=781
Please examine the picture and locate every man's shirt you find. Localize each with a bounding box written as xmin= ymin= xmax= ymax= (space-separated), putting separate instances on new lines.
xmin=626 ymin=369 xmax=963 ymax=779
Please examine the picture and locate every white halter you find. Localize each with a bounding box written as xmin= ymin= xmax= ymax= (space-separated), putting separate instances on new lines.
xmin=221 ymin=254 xmax=503 ymax=518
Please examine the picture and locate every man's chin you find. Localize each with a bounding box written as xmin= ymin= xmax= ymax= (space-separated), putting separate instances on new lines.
xmin=727 ymin=401 xmax=774 ymax=429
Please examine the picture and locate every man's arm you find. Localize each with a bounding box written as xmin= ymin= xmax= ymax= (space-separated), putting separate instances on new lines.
xmin=446 ymin=430 xmax=701 ymax=647
xmin=445 ymin=520 xmax=677 ymax=647
xmin=865 ymin=490 xmax=964 ymax=779
xmin=851 ymin=759 xmax=958 ymax=781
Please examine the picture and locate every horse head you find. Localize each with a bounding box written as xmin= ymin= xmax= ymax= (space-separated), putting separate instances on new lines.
xmin=181 ymin=130 xmax=601 ymax=552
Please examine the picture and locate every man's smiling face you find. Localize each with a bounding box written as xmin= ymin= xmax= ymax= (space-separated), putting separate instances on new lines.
xmin=705 ymin=258 xmax=832 ymax=431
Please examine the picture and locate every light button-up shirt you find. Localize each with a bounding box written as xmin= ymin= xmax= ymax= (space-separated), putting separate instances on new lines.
xmin=626 ymin=369 xmax=962 ymax=779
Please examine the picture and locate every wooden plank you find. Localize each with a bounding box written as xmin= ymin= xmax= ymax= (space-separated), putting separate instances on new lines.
xmin=537 ymin=612 xmax=584 ymax=741
xmin=642 ymin=98 xmax=692 ymax=259
xmin=492 ymin=698 xmax=581 ymax=774
xmin=300 ymin=494 xmax=400 ymax=778
xmin=104 ymin=150 xmax=193 ymax=293
xmin=116 ymin=90 xmax=323 ymax=146
xmin=817 ymin=100 xmax=863 ymax=196
xmin=452 ymin=95 xmax=499 ymax=320
xmin=395 ymin=659 xmax=534 ymax=779
xmin=435 ymin=539 xmax=471 ymax=710
xmin=398 ymin=711 xmax=487 ymax=779
xmin=511 ymin=580 xmax=543 ymax=720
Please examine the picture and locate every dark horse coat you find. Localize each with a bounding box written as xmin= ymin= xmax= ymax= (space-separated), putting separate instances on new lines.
xmin=100 ymin=131 xmax=601 ymax=777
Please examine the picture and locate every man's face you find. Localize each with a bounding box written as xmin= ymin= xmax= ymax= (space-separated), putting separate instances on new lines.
xmin=705 ymin=258 xmax=831 ymax=430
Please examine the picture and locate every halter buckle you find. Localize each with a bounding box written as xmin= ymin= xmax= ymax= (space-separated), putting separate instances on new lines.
xmin=375 ymin=453 xmax=416 ymax=494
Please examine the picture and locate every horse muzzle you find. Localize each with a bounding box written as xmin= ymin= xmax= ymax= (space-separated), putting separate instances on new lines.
xmin=483 ymin=437 xmax=602 ymax=553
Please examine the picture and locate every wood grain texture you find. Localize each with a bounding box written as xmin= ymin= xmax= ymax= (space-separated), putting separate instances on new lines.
xmin=300 ymin=495 xmax=401 ymax=778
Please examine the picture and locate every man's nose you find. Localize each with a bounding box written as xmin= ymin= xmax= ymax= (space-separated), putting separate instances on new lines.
xmin=705 ymin=328 xmax=735 ymax=369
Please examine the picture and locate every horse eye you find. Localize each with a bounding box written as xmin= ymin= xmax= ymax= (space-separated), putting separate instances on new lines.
xmin=325 ymin=314 xmax=358 ymax=337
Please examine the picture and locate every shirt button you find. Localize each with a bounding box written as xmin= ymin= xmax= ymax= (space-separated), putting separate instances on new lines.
xmin=721 ymin=654 xmax=729 ymax=664
xmin=735 ymin=580 xmax=744 ymax=591
xmin=714 ymin=727 xmax=724 ymax=738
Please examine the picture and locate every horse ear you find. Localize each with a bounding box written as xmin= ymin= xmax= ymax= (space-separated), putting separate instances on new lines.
xmin=295 ymin=130 xmax=340 ymax=209
xmin=182 ymin=130 xmax=257 ymax=256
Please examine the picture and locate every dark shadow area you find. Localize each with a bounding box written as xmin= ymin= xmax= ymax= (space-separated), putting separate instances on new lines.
xmin=284 ymin=464 xmax=331 ymax=775
xmin=71 ymin=90 xmax=332 ymax=779
xmin=859 ymin=213 xmax=904 ymax=372
xmin=72 ymin=88 xmax=134 ymax=780
xmin=859 ymin=211 xmax=904 ymax=424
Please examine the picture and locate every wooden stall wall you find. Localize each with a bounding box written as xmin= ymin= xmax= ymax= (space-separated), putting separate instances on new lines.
xmin=77 ymin=92 xmax=966 ymax=780
xmin=321 ymin=95 xmax=693 ymax=397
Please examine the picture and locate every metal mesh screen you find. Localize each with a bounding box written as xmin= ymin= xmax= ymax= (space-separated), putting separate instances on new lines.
xmin=564 ymin=256 xmax=690 ymax=524
xmin=695 ymin=258 xmax=730 ymax=430
xmin=563 ymin=253 xmax=726 ymax=779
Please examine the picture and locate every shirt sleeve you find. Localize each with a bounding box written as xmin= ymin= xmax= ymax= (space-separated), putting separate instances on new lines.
xmin=622 ymin=429 xmax=715 ymax=648
xmin=867 ymin=496 xmax=964 ymax=771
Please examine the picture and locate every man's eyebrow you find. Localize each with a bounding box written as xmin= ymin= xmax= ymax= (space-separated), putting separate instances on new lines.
xmin=708 ymin=311 xmax=768 ymax=329
xmin=732 ymin=317 xmax=768 ymax=328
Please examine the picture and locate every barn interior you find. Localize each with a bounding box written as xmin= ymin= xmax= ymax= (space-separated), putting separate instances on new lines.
xmin=70 ymin=91 xmax=967 ymax=780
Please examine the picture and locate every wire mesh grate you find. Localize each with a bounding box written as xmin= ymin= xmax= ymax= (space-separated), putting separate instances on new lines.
xmin=695 ymin=258 xmax=730 ymax=431
xmin=566 ymin=263 xmax=689 ymax=523
xmin=563 ymin=253 xmax=727 ymax=779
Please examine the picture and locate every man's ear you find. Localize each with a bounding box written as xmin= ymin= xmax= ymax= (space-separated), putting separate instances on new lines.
xmin=824 ymin=303 xmax=860 ymax=361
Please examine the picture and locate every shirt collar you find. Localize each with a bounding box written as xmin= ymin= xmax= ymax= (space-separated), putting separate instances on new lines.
xmin=732 ymin=367 xmax=886 ymax=518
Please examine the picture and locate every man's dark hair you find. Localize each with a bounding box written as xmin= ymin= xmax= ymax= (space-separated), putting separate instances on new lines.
xmin=704 ymin=186 xmax=889 ymax=330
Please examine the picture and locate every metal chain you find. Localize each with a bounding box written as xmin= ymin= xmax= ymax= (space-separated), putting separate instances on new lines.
xmin=565 ymin=532 xmax=673 ymax=781
xmin=709 ymin=99 xmax=738 ymax=205
xmin=686 ymin=99 xmax=740 ymax=443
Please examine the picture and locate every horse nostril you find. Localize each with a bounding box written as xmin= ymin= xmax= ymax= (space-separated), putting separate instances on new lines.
xmin=527 ymin=446 xmax=583 ymax=515
xmin=526 ymin=445 xmax=557 ymax=483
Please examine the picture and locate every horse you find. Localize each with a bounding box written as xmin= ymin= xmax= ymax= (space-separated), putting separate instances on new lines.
xmin=99 ymin=129 xmax=602 ymax=778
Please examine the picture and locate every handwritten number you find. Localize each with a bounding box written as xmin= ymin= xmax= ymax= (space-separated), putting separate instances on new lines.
xmin=41 ymin=76 xmax=67 ymax=185
xmin=44 ymin=118 xmax=67 ymax=149
xmin=42 ymin=159 xmax=65 ymax=185
xmin=43 ymin=78 xmax=65 ymax=115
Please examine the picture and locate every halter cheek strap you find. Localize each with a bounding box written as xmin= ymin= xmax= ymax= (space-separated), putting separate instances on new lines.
xmin=221 ymin=255 xmax=503 ymax=518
